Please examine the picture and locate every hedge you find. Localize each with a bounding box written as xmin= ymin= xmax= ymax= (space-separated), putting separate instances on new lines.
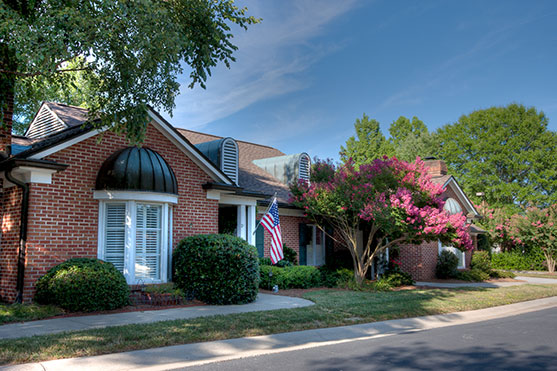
xmin=491 ymin=249 xmax=546 ymax=271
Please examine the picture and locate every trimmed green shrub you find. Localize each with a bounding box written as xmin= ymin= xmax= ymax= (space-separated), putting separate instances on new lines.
xmin=34 ymin=258 xmax=129 ymax=312
xmin=259 ymin=257 xmax=272 ymax=266
xmin=490 ymin=270 xmax=516 ymax=279
xmin=455 ymin=268 xmax=490 ymax=282
xmin=381 ymin=271 xmax=415 ymax=287
xmin=491 ymin=249 xmax=546 ymax=271
xmin=260 ymin=265 xmax=321 ymax=289
xmin=471 ymin=251 xmax=492 ymax=273
xmin=173 ymin=234 xmax=260 ymax=305
xmin=283 ymin=245 xmax=298 ymax=265
xmin=318 ymin=266 xmax=354 ymax=288
xmin=275 ymin=259 xmax=294 ymax=268
xmin=436 ymin=250 xmax=459 ymax=279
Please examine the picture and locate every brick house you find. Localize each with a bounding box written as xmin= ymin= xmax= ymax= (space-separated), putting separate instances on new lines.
xmin=0 ymin=102 xmax=318 ymax=303
xmin=0 ymin=102 xmax=481 ymax=302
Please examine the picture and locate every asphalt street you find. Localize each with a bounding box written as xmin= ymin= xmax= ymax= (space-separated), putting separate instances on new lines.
xmin=186 ymin=307 xmax=557 ymax=371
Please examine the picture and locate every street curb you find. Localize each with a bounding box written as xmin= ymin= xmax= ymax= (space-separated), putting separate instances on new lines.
xmin=3 ymin=296 xmax=557 ymax=371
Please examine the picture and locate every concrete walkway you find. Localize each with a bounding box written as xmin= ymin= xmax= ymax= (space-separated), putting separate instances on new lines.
xmin=0 ymin=294 xmax=313 ymax=340
xmin=4 ymin=296 xmax=557 ymax=371
xmin=416 ymin=275 xmax=557 ymax=288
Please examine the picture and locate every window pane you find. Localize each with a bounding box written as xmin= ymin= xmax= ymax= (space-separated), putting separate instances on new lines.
xmin=105 ymin=203 xmax=126 ymax=272
xmin=135 ymin=203 xmax=162 ymax=280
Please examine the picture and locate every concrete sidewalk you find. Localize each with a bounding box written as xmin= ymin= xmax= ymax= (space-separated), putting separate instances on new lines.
xmin=4 ymin=296 xmax=557 ymax=371
xmin=416 ymin=275 xmax=557 ymax=288
xmin=0 ymin=294 xmax=313 ymax=340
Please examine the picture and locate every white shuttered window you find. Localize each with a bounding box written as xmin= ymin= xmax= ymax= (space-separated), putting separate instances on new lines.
xmin=99 ymin=201 xmax=171 ymax=284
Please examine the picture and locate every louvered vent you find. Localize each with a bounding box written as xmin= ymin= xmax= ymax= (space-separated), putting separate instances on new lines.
xmin=26 ymin=105 xmax=67 ymax=138
xmin=299 ymin=153 xmax=311 ymax=182
xmin=221 ymin=138 xmax=239 ymax=184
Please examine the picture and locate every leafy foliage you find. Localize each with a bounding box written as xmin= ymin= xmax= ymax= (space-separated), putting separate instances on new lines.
xmin=1 ymin=0 xmax=258 ymax=142
xmin=470 ymin=251 xmax=492 ymax=273
xmin=173 ymin=234 xmax=260 ymax=305
xmin=340 ymin=114 xmax=394 ymax=165
xmin=282 ymin=245 xmax=298 ymax=265
xmin=291 ymin=157 xmax=472 ymax=284
xmin=34 ymin=258 xmax=130 ymax=312
xmin=491 ymin=250 xmax=546 ymax=271
xmin=435 ymin=104 xmax=557 ymax=209
xmin=435 ymin=250 xmax=459 ymax=279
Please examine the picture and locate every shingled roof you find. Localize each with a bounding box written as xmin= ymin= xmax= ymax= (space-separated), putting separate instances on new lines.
xmin=179 ymin=129 xmax=293 ymax=204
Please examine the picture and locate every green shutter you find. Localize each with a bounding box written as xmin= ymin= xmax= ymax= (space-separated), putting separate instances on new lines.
xmin=256 ymin=221 xmax=264 ymax=258
xmin=325 ymin=225 xmax=334 ymax=266
xmin=299 ymin=223 xmax=307 ymax=266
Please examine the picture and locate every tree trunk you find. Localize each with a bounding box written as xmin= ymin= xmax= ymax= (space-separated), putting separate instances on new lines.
xmin=542 ymin=250 xmax=555 ymax=274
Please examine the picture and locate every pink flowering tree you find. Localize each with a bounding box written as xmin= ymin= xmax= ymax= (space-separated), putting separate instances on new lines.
xmin=515 ymin=205 xmax=557 ymax=273
xmin=291 ymin=157 xmax=473 ymax=284
xmin=475 ymin=202 xmax=522 ymax=251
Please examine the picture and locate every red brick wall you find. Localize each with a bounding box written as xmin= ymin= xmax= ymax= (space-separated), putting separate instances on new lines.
xmin=258 ymin=213 xmax=306 ymax=262
xmin=0 ymin=186 xmax=22 ymax=302
xmin=0 ymin=122 xmax=219 ymax=302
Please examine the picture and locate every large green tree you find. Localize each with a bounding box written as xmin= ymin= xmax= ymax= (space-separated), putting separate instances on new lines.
xmin=1 ymin=0 xmax=257 ymax=142
xmin=340 ymin=114 xmax=394 ymax=165
xmin=388 ymin=115 xmax=435 ymax=162
xmin=435 ymin=104 xmax=557 ymax=209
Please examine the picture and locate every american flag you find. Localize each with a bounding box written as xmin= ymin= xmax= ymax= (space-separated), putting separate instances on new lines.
xmin=261 ymin=198 xmax=283 ymax=264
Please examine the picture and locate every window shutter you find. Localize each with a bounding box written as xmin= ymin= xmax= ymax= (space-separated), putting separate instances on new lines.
xmin=256 ymin=221 xmax=264 ymax=257
xmin=135 ymin=204 xmax=162 ymax=280
xmin=299 ymin=223 xmax=307 ymax=265
xmin=104 ymin=203 xmax=126 ymax=272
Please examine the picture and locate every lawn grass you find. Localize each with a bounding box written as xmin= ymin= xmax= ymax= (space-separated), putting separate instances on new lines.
xmin=0 ymin=303 xmax=64 ymax=325
xmin=1 ymin=284 xmax=557 ymax=365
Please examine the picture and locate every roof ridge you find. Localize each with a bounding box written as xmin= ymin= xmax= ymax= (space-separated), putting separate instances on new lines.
xmin=45 ymin=101 xmax=89 ymax=111
xmin=177 ymin=128 xmax=282 ymax=152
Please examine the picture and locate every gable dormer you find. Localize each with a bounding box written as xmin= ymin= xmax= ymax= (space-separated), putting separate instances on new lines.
xmin=25 ymin=103 xmax=68 ymax=138
xmin=253 ymin=152 xmax=311 ymax=185
xmin=195 ymin=137 xmax=239 ymax=184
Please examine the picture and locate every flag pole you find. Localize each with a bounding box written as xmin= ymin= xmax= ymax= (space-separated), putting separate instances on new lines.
xmin=252 ymin=192 xmax=277 ymax=235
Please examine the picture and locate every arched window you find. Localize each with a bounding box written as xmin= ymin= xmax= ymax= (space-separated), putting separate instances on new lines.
xmin=439 ymin=198 xmax=465 ymax=268
xmin=94 ymin=147 xmax=178 ymax=284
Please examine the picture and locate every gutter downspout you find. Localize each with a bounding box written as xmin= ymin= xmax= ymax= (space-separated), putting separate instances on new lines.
xmin=5 ymin=169 xmax=29 ymax=304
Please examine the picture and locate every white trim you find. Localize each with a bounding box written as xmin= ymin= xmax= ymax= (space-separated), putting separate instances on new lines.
xmin=220 ymin=194 xmax=258 ymax=206
xmin=247 ymin=205 xmax=256 ymax=246
xmin=0 ymin=166 xmax=59 ymax=187
xmin=443 ymin=177 xmax=479 ymax=216
xmin=237 ymin=205 xmax=247 ymax=240
xmin=28 ymin=129 xmax=104 ymax=160
xmin=147 ymin=110 xmax=231 ymax=185
xmin=93 ymin=190 xmax=178 ymax=204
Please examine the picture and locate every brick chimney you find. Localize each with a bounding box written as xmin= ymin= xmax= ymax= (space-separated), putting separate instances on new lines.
xmin=424 ymin=157 xmax=447 ymax=177
xmin=0 ymin=93 xmax=13 ymax=157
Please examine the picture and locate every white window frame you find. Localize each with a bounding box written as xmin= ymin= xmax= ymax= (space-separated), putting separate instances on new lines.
xmin=96 ymin=191 xmax=176 ymax=284
xmin=438 ymin=240 xmax=465 ymax=269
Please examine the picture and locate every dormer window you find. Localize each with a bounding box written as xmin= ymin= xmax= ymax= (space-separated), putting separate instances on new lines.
xmin=253 ymin=152 xmax=311 ymax=186
xmin=25 ymin=104 xmax=67 ymax=138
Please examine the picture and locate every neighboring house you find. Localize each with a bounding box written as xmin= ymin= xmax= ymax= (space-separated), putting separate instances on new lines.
xmin=398 ymin=158 xmax=484 ymax=280
xmin=0 ymin=102 xmax=481 ymax=302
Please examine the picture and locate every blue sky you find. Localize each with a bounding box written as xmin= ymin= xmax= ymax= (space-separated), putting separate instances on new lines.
xmin=163 ymin=0 xmax=557 ymax=162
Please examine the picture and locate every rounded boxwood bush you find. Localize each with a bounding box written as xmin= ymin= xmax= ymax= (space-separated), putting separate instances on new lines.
xmin=173 ymin=234 xmax=260 ymax=305
xmin=471 ymin=251 xmax=492 ymax=273
xmin=34 ymin=258 xmax=130 ymax=312
xmin=436 ymin=250 xmax=459 ymax=279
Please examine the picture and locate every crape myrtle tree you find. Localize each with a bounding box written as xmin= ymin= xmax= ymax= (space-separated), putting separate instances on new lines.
xmin=1 ymin=0 xmax=257 ymax=142
xmin=291 ymin=157 xmax=473 ymax=284
xmin=516 ymin=205 xmax=557 ymax=273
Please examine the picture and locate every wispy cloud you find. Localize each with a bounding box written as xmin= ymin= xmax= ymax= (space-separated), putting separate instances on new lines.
xmin=167 ymin=0 xmax=359 ymax=129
